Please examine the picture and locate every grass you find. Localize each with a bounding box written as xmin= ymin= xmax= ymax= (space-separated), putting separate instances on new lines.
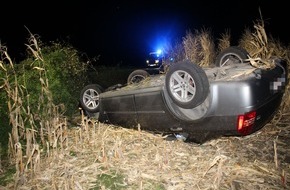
xmin=90 ymin=171 xmax=126 ymax=190
xmin=90 ymin=169 xmax=166 ymax=190
xmin=0 ymin=166 xmax=15 ymax=186
xmin=87 ymin=66 xmax=135 ymax=89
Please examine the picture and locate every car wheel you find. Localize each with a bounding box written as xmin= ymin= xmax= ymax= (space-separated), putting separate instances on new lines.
xmin=79 ymin=84 xmax=103 ymax=113
xmin=215 ymin=46 xmax=249 ymax=67
xmin=165 ymin=60 xmax=209 ymax=109
xmin=127 ymin=69 xmax=150 ymax=84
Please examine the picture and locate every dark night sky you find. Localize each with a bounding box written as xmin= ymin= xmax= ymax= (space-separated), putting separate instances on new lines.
xmin=1 ymin=0 xmax=288 ymax=67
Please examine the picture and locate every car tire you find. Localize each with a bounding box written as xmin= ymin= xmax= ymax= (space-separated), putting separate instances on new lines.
xmin=127 ymin=69 xmax=150 ymax=84
xmin=165 ymin=60 xmax=209 ymax=109
xmin=215 ymin=46 xmax=249 ymax=67
xmin=79 ymin=84 xmax=103 ymax=114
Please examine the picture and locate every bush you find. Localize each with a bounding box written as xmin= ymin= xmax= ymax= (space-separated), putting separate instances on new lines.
xmin=16 ymin=42 xmax=90 ymax=117
xmin=0 ymin=40 xmax=90 ymax=155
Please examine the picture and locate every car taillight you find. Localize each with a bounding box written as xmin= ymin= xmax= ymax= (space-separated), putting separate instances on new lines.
xmin=237 ymin=111 xmax=256 ymax=135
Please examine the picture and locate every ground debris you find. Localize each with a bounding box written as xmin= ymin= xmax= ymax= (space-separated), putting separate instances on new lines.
xmin=4 ymin=115 xmax=290 ymax=190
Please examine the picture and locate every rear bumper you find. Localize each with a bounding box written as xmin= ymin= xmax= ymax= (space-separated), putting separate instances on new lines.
xmin=181 ymin=91 xmax=284 ymax=141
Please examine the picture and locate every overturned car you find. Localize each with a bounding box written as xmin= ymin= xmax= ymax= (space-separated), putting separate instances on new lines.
xmin=79 ymin=47 xmax=288 ymax=143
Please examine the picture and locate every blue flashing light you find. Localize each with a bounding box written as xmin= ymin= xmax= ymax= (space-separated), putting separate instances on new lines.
xmin=156 ymin=49 xmax=162 ymax=55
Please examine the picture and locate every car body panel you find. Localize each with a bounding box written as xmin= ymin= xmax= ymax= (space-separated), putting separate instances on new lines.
xmin=97 ymin=59 xmax=287 ymax=143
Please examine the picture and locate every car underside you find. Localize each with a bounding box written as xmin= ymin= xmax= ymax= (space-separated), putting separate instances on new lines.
xmin=79 ymin=47 xmax=288 ymax=143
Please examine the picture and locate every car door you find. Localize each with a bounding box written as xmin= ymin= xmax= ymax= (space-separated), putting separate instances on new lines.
xmin=134 ymin=86 xmax=179 ymax=131
xmin=99 ymin=93 xmax=138 ymax=127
